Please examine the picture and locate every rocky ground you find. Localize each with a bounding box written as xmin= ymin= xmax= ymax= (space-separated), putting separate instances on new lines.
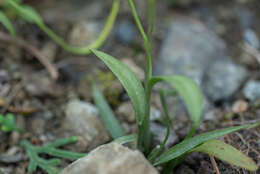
xmin=0 ymin=0 xmax=260 ymax=173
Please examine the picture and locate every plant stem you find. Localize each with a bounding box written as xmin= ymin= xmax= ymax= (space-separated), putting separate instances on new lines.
xmin=36 ymin=0 xmax=120 ymax=55
xmin=128 ymin=0 xmax=155 ymax=153
xmin=147 ymin=0 xmax=155 ymax=39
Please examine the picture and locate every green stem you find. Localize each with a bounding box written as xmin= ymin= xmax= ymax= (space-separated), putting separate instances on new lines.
xmin=147 ymin=0 xmax=155 ymax=39
xmin=128 ymin=0 xmax=154 ymax=154
xmin=36 ymin=0 xmax=120 ymax=55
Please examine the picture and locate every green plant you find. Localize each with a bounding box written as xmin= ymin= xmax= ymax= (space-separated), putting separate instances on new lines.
xmin=20 ymin=136 xmax=86 ymax=174
xmin=0 ymin=0 xmax=120 ymax=55
xmin=91 ymin=0 xmax=259 ymax=173
xmin=0 ymin=113 xmax=18 ymax=132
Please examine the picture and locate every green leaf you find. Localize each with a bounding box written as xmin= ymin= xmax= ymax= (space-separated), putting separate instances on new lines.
xmin=5 ymin=0 xmax=43 ymax=24
xmin=91 ymin=49 xmax=146 ymax=125
xmin=115 ymin=134 xmax=137 ymax=145
xmin=150 ymin=75 xmax=203 ymax=127
xmin=190 ymin=139 xmax=258 ymax=171
xmin=0 ymin=113 xmax=17 ymax=132
xmin=93 ymin=83 xmax=125 ymax=139
xmin=20 ymin=137 xmax=86 ymax=174
xmin=0 ymin=11 xmax=15 ymax=36
xmin=153 ymin=122 xmax=260 ymax=165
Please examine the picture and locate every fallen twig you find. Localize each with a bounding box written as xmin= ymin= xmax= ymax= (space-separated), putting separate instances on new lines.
xmin=0 ymin=31 xmax=58 ymax=79
xmin=210 ymin=155 xmax=221 ymax=174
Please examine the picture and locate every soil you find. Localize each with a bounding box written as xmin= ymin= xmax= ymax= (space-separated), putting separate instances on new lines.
xmin=0 ymin=0 xmax=260 ymax=174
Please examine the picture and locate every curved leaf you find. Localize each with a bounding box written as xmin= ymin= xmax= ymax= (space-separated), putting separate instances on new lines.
xmin=91 ymin=49 xmax=145 ymax=125
xmin=153 ymin=122 xmax=260 ymax=165
xmin=5 ymin=0 xmax=43 ymax=24
xmin=150 ymin=75 xmax=203 ymax=126
xmin=0 ymin=11 xmax=15 ymax=36
xmin=191 ymin=139 xmax=258 ymax=171
xmin=115 ymin=134 xmax=137 ymax=145
xmin=93 ymin=83 xmax=125 ymax=139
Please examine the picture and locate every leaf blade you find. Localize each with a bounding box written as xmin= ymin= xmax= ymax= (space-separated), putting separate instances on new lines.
xmin=91 ymin=49 xmax=146 ymax=125
xmin=151 ymin=75 xmax=203 ymax=126
xmin=191 ymin=139 xmax=258 ymax=171
xmin=92 ymin=83 xmax=125 ymax=139
xmin=5 ymin=0 xmax=43 ymax=24
xmin=0 ymin=11 xmax=15 ymax=36
xmin=153 ymin=122 xmax=260 ymax=165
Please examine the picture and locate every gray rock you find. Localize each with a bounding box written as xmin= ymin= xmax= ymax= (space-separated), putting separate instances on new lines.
xmin=243 ymin=29 xmax=260 ymax=49
xmin=40 ymin=0 xmax=104 ymax=22
xmin=203 ymin=58 xmax=248 ymax=101
xmin=150 ymin=122 xmax=179 ymax=148
xmin=115 ymin=20 xmax=137 ymax=45
xmin=63 ymin=100 xmax=110 ymax=150
xmin=154 ymin=17 xmax=248 ymax=102
xmin=60 ymin=142 xmax=159 ymax=174
xmin=243 ymin=80 xmax=260 ymax=101
xmin=68 ymin=21 xmax=102 ymax=47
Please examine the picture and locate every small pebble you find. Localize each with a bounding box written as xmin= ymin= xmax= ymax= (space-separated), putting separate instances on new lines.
xmin=232 ymin=100 xmax=248 ymax=114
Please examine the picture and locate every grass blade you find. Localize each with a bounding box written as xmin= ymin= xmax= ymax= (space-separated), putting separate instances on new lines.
xmin=93 ymin=83 xmax=125 ymax=139
xmin=191 ymin=139 xmax=258 ymax=171
xmin=91 ymin=49 xmax=146 ymax=125
xmin=153 ymin=122 xmax=260 ymax=165
xmin=151 ymin=75 xmax=203 ymax=129
xmin=115 ymin=134 xmax=137 ymax=145
xmin=5 ymin=0 xmax=43 ymax=24
xmin=0 ymin=11 xmax=15 ymax=36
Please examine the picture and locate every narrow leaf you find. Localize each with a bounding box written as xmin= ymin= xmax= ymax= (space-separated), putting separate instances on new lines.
xmin=150 ymin=75 xmax=203 ymax=127
xmin=191 ymin=139 xmax=258 ymax=171
xmin=153 ymin=122 xmax=260 ymax=165
xmin=93 ymin=83 xmax=125 ymax=139
xmin=91 ymin=49 xmax=146 ymax=125
xmin=6 ymin=0 xmax=43 ymax=24
xmin=0 ymin=11 xmax=15 ymax=36
xmin=115 ymin=134 xmax=137 ymax=145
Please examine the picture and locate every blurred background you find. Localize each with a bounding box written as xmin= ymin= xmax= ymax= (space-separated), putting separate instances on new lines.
xmin=0 ymin=0 xmax=260 ymax=173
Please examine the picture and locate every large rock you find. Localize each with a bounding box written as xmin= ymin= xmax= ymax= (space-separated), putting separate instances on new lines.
xmin=60 ymin=142 xmax=159 ymax=174
xmin=63 ymin=100 xmax=110 ymax=150
xmin=243 ymin=80 xmax=260 ymax=101
xmin=154 ymin=17 xmax=248 ymax=102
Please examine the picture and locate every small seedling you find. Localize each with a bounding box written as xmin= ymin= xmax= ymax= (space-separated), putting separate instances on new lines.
xmin=91 ymin=0 xmax=259 ymax=173
xmin=20 ymin=136 xmax=86 ymax=174
xmin=0 ymin=113 xmax=18 ymax=132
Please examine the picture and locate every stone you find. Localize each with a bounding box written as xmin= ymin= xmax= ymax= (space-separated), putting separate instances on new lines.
xmin=150 ymin=122 xmax=179 ymax=148
xmin=232 ymin=100 xmax=248 ymax=114
xmin=68 ymin=21 xmax=102 ymax=47
xmin=243 ymin=80 xmax=260 ymax=101
xmin=115 ymin=20 xmax=137 ymax=45
xmin=243 ymin=29 xmax=260 ymax=49
xmin=24 ymin=74 xmax=57 ymax=97
xmin=116 ymin=102 xmax=135 ymax=123
xmin=63 ymin=100 xmax=110 ymax=150
xmin=203 ymin=58 xmax=248 ymax=101
xmin=116 ymin=102 xmax=161 ymax=123
xmin=154 ymin=17 xmax=248 ymax=102
xmin=40 ymin=0 xmax=104 ymax=22
xmin=60 ymin=142 xmax=159 ymax=174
